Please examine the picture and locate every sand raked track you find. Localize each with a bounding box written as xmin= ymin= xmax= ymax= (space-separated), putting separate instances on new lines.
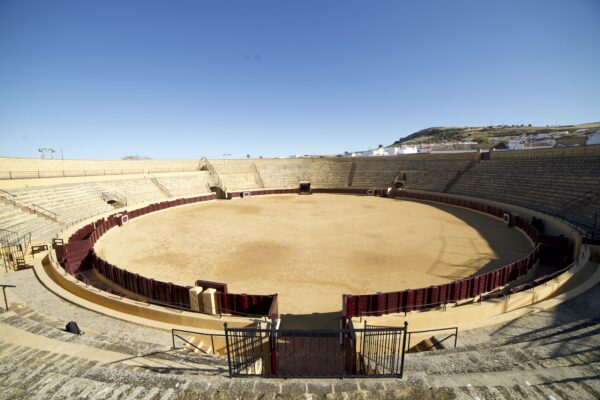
xmin=94 ymin=194 xmax=532 ymax=316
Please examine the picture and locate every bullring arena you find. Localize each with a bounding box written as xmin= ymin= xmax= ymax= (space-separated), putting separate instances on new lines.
xmin=1 ymin=147 xmax=600 ymax=399
xmin=94 ymin=194 xmax=532 ymax=316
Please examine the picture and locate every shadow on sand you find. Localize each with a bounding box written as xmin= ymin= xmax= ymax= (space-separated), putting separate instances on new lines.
xmin=279 ymin=311 xmax=343 ymax=330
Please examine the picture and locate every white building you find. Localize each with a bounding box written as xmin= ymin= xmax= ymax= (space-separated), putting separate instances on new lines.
xmin=388 ymin=145 xmax=418 ymax=155
xmin=350 ymin=145 xmax=419 ymax=157
xmin=588 ymin=131 xmax=600 ymax=146
xmin=507 ymin=140 xmax=525 ymax=150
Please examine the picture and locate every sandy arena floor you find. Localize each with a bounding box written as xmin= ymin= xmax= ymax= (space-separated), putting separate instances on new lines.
xmin=94 ymin=194 xmax=532 ymax=315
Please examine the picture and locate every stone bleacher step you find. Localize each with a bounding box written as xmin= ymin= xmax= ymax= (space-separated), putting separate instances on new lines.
xmin=1 ymin=305 xmax=170 ymax=357
xmin=409 ymin=316 xmax=600 ymax=359
xmin=460 ymin=382 xmax=595 ymax=400
xmin=405 ymin=344 xmax=600 ymax=376
xmin=0 ymin=364 xmax=169 ymax=400
xmin=0 ymin=341 xmax=225 ymax=396
xmin=422 ymin=365 xmax=600 ymax=400
xmin=0 ymin=305 xmax=229 ymax=375
xmin=406 ymin=344 xmax=600 ymax=374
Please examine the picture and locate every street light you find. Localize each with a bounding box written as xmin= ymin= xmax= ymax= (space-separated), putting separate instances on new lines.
xmin=38 ymin=148 xmax=47 ymax=159
xmin=47 ymin=148 xmax=55 ymax=160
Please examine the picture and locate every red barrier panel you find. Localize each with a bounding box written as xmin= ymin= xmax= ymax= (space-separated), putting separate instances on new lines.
xmin=404 ymin=290 xmax=414 ymax=312
xmin=415 ymin=288 xmax=426 ymax=310
xmin=429 ymin=286 xmax=439 ymax=305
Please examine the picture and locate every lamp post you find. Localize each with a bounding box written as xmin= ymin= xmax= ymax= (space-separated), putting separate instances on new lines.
xmin=37 ymin=147 xmax=57 ymax=159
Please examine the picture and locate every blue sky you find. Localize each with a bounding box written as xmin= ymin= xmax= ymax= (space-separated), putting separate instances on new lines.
xmin=1 ymin=1 xmax=599 ymax=159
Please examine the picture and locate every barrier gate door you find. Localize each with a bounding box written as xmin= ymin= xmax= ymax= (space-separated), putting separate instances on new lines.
xmin=225 ymin=323 xmax=407 ymax=378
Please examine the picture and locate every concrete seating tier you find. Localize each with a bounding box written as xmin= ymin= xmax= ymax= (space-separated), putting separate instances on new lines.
xmin=97 ymin=178 xmax=166 ymax=205
xmin=210 ymin=156 xmax=477 ymax=191
xmin=1 ymin=176 xmax=204 ymax=241
xmin=491 ymin=145 xmax=600 ymax=160
xmin=219 ymin=173 xmax=259 ymax=190
xmin=0 ymin=157 xmax=200 ymax=179
xmin=254 ymin=159 xmax=313 ymax=188
xmin=351 ymin=158 xmax=474 ymax=190
xmin=153 ymin=173 xmax=212 ymax=197
xmin=10 ymin=184 xmax=115 ymax=225
xmin=0 ymin=203 xmax=60 ymax=242
xmin=210 ymin=160 xmax=261 ymax=190
xmin=253 ymin=159 xmax=353 ymax=189
xmin=309 ymin=160 xmax=354 ymax=188
xmin=450 ymin=157 xmax=600 ymax=232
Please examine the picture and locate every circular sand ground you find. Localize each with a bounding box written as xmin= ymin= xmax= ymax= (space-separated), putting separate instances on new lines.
xmin=95 ymin=194 xmax=532 ymax=314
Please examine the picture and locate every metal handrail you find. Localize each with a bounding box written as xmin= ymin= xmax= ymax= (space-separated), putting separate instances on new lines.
xmin=563 ymin=190 xmax=597 ymax=212
xmin=0 ymin=188 xmax=17 ymax=203
xmin=1 ymin=284 xmax=16 ymax=311
xmin=30 ymin=203 xmax=59 ymax=220
xmin=407 ymin=326 xmax=458 ymax=351
xmin=171 ymin=328 xmax=226 ymax=355
xmin=219 ymin=307 xmax=271 ymax=320
xmin=201 ymin=157 xmax=227 ymax=192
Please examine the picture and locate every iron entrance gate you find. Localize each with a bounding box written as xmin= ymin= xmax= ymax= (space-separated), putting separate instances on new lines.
xmin=224 ymin=322 xmax=407 ymax=378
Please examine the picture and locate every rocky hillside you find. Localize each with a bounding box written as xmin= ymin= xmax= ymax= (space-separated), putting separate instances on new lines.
xmin=391 ymin=122 xmax=600 ymax=147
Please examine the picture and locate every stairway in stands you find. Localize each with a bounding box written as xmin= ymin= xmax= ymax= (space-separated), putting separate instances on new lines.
xmin=0 ymin=191 xmax=59 ymax=224
xmin=346 ymin=162 xmax=357 ymax=187
xmin=250 ymin=163 xmax=265 ymax=188
xmin=149 ymin=177 xmax=173 ymax=198
xmin=443 ymin=159 xmax=478 ymax=193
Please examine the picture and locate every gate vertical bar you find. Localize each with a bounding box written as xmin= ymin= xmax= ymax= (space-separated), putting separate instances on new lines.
xmin=270 ymin=323 xmax=278 ymax=375
xmin=224 ymin=323 xmax=232 ymax=377
xmin=400 ymin=321 xmax=408 ymax=378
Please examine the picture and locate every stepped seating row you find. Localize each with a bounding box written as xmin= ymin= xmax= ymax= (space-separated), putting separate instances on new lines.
xmin=219 ymin=172 xmax=258 ymax=190
xmin=210 ymin=160 xmax=261 ymax=190
xmin=10 ymin=184 xmax=114 ymax=224
xmin=404 ymin=170 xmax=458 ymax=191
xmin=0 ymin=158 xmax=200 ymax=179
xmin=255 ymin=160 xmax=353 ymax=188
xmin=256 ymin=161 xmax=312 ymax=188
xmin=97 ymin=178 xmax=166 ymax=205
xmin=1 ymin=174 xmax=215 ymax=242
xmin=8 ymin=180 xmax=165 ymax=226
xmin=211 ymin=158 xmax=475 ymax=192
xmin=153 ymin=173 xmax=212 ymax=197
xmin=351 ymin=159 xmax=473 ymax=190
xmin=309 ymin=161 xmax=353 ymax=187
xmin=0 ymin=202 xmax=60 ymax=242
xmin=450 ymin=157 xmax=600 ymax=232
xmin=492 ymin=144 xmax=600 ymax=160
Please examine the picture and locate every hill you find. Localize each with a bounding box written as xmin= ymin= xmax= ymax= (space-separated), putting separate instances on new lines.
xmin=391 ymin=122 xmax=600 ymax=147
